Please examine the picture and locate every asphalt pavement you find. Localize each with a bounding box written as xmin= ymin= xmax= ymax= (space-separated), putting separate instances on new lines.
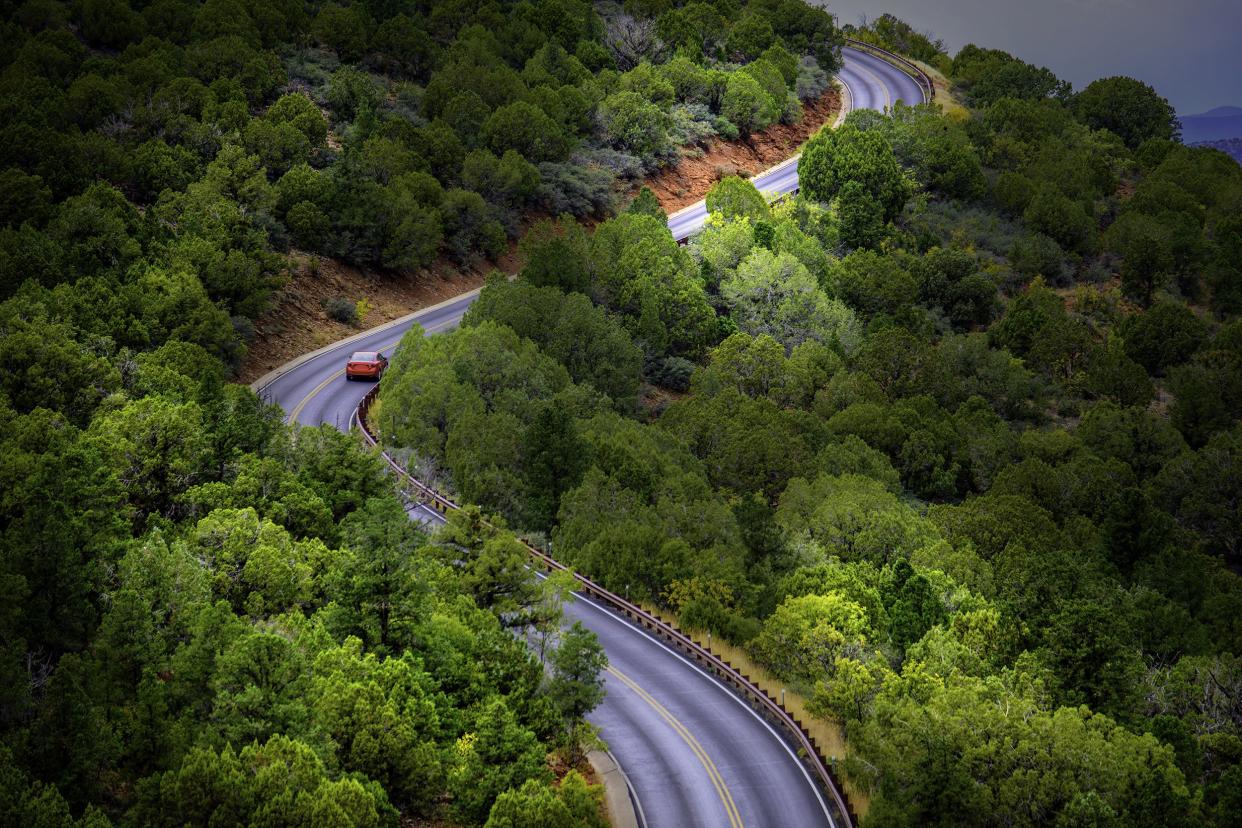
xmin=255 ymin=46 xmax=926 ymax=827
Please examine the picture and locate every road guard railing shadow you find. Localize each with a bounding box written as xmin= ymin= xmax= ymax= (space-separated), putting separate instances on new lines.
xmin=842 ymin=38 xmax=935 ymax=104
xmin=355 ymin=385 xmax=857 ymax=828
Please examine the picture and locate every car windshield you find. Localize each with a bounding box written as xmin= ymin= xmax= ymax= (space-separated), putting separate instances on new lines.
xmin=350 ymin=352 xmax=377 ymax=361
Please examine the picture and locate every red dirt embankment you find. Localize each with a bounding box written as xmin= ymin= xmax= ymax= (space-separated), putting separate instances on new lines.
xmin=641 ymin=85 xmax=841 ymax=214
xmin=238 ymin=86 xmax=841 ymax=382
xmin=238 ymin=253 xmax=502 ymax=384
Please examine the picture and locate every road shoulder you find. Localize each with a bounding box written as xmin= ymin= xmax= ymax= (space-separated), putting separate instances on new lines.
xmin=588 ymin=749 xmax=643 ymax=828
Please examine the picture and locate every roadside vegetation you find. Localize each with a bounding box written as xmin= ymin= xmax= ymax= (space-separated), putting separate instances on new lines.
xmin=378 ymin=18 xmax=1242 ymax=828
xmin=0 ymin=0 xmax=862 ymax=823
xmin=3 ymin=0 xmax=1240 ymax=825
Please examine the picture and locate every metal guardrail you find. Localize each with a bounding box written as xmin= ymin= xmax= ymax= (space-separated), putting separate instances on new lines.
xmin=355 ymin=385 xmax=856 ymax=828
xmin=843 ymin=37 xmax=935 ymax=105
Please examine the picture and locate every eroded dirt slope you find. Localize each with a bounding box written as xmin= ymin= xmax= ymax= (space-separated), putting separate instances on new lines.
xmin=640 ymin=86 xmax=841 ymax=214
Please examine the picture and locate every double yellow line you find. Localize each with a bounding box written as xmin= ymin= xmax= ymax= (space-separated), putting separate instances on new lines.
xmin=285 ymin=317 xmax=458 ymax=423
xmin=608 ymin=665 xmax=744 ymax=828
xmin=854 ymin=60 xmax=894 ymax=111
xmin=287 ymin=321 xmax=744 ymax=828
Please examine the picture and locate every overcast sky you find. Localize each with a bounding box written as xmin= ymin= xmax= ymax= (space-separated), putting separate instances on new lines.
xmin=822 ymin=0 xmax=1242 ymax=115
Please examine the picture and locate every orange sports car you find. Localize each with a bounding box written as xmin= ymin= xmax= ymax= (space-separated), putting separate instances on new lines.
xmin=345 ymin=350 xmax=388 ymax=381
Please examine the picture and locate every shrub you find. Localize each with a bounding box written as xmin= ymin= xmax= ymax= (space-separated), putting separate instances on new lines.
xmin=325 ymin=66 xmax=383 ymax=121
xmin=1009 ymin=232 xmax=1066 ymax=283
xmin=537 ymin=163 xmax=617 ymax=218
xmin=649 ymin=356 xmax=696 ymax=391
xmin=324 ymin=296 xmax=358 ymax=324
xmin=795 ymin=56 xmax=831 ymax=100
xmin=286 ymin=201 xmax=331 ymax=250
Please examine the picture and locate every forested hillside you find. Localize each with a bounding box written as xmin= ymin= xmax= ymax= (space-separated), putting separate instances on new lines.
xmin=4 ymin=0 xmax=1242 ymax=825
xmin=376 ymin=18 xmax=1242 ymax=828
xmin=0 ymin=0 xmax=851 ymax=824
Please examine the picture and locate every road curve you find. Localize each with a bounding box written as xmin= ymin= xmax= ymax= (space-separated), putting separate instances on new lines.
xmin=256 ymin=46 xmax=925 ymax=828
xmin=667 ymin=48 xmax=927 ymax=240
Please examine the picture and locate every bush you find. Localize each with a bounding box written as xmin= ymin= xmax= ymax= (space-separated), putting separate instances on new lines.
xmin=795 ymin=56 xmax=831 ymax=100
xmin=1023 ymin=186 xmax=1095 ymax=254
xmin=649 ymin=356 xmax=696 ymax=391
xmin=286 ymin=200 xmax=331 ymax=250
xmin=324 ymin=296 xmax=358 ymax=324
xmin=325 ymin=67 xmax=383 ymax=121
xmin=1121 ymin=301 xmax=1209 ymax=375
xmin=537 ymin=163 xmax=617 ymax=218
xmin=599 ymin=91 xmax=672 ymax=162
xmin=439 ymin=189 xmax=505 ymax=265
xmin=669 ymin=104 xmax=718 ymax=147
xmin=1009 ymin=232 xmax=1066 ymax=283
xmin=1074 ymin=76 xmax=1179 ymax=149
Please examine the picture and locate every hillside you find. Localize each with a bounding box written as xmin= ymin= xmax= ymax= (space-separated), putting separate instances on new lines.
xmin=1191 ymin=137 xmax=1242 ymax=164
xmin=3 ymin=2 xmax=1242 ymax=828
xmin=376 ymin=15 xmax=1242 ymax=828
xmin=241 ymin=83 xmax=843 ymax=382
xmin=0 ymin=0 xmax=853 ymax=826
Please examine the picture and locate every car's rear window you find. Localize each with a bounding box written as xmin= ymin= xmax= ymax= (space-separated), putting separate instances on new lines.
xmin=351 ymin=352 xmax=377 ymax=361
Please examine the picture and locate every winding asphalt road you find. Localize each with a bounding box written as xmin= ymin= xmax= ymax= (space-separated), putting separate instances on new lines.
xmin=254 ymin=47 xmax=925 ymax=828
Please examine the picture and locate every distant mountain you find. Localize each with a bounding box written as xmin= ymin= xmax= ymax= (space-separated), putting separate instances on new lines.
xmin=1194 ymin=106 xmax=1242 ymax=118
xmin=1190 ymin=138 xmax=1242 ymax=165
xmin=1181 ymin=106 xmax=1242 ymax=143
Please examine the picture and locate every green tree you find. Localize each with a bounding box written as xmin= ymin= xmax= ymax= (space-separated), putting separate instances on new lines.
xmin=128 ymin=735 xmax=395 ymax=827
xmin=599 ymin=91 xmax=671 ymax=160
xmin=547 ymin=621 xmax=608 ymax=759
xmin=721 ymin=248 xmax=861 ymax=354
xmin=836 ymin=180 xmax=887 ymax=250
xmin=706 ymin=176 xmax=770 ymax=223
xmin=521 ymin=403 xmax=590 ymax=531
xmin=369 ymin=14 xmax=437 ymax=80
xmin=1107 ymin=212 xmax=1174 ymax=306
xmin=448 ymin=698 xmax=550 ymax=824
xmin=1074 ymin=76 xmax=1179 ymax=149
xmin=725 ymin=11 xmax=775 ymax=61
xmin=1121 ymin=300 xmax=1209 ymax=375
xmin=309 ymin=639 xmax=442 ymax=812
xmin=1024 ymin=184 xmax=1095 ymax=255
xmin=721 ymin=72 xmax=780 ymax=135
xmin=751 ymin=593 xmax=872 ymax=684
xmin=331 ymin=497 xmax=430 ymax=652
xmin=484 ymin=101 xmax=572 ymax=163
xmin=626 ymin=186 xmax=666 ymax=221
xmin=485 ymin=770 xmax=606 ymax=828
xmin=438 ymin=507 xmax=541 ymax=625
xmin=799 ymin=122 xmax=911 ymax=221
xmin=312 ymin=4 xmax=369 ymax=62
xmin=440 ymin=188 xmax=505 ymax=265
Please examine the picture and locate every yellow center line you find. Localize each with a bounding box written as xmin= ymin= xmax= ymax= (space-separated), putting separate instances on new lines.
xmin=608 ymin=666 xmax=744 ymax=828
xmin=854 ymin=60 xmax=894 ymax=111
xmin=284 ymin=318 xmax=457 ymax=424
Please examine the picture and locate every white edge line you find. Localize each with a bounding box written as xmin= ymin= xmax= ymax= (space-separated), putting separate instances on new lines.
xmin=833 ymin=75 xmax=853 ymax=128
xmin=608 ymin=747 xmax=649 ymax=828
xmin=665 ymin=69 xmax=853 ymax=225
xmin=249 ymin=287 xmax=483 ymax=394
xmin=546 ymin=574 xmax=837 ymax=828
xmin=359 ymin=442 xmax=834 ymax=824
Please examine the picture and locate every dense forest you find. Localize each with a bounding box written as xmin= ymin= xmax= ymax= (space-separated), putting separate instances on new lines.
xmin=2 ymin=0 xmax=1241 ymax=825
xmin=0 ymin=0 xmax=850 ymax=824
xmin=374 ymin=12 xmax=1242 ymax=828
